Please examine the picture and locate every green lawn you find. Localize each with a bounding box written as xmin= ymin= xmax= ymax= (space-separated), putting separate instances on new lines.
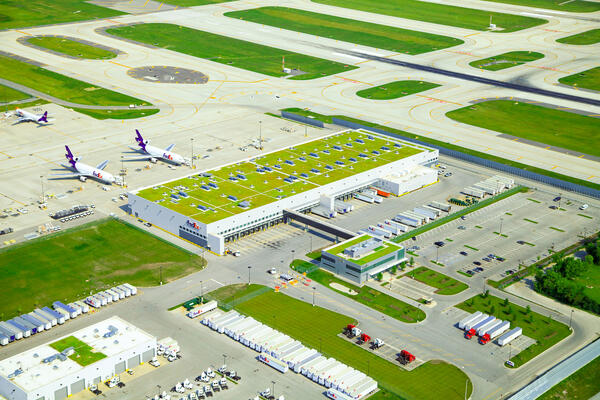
xmin=0 ymin=54 xmax=151 ymax=107
xmin=27 ymin=36 xmax=117 ymax=59
xmin=106 ymin=23 xmax=356 ymax=80
xmin=234 ymin=289 xmax=472 ymax=400
xmin=446 ymin=100 xmax=600 ymax=157
xmin=478 ymin=0 xmax=600 ymax=12
xmin=0 ymin=0 xmax=123 ymax=30
xmin=557 ymin=28 xmax=600 ymax=45
xmin=574 ymin=265 xmax=600 ymax=303
xmin=306 ymin=267 xmax=426 ymax=323
xmin=161 ymin=0 xmax=232 ymax=6
xmin=280 ymin=108 xmax=600 ymax=192
xmin=559 ymin=67 xmax=600 ymax=92
xmin=312 ymin=0 xmax=546 ymax=32
xmin=538 ymin=354 xmax=600 ymax=400
xmin=204 ymin=283 xmax=272 ymax=309
xmin=357 ymin=80 xmax=440 ymax=100
xmin=225 ymin=7 xmax=462 ymax=55
xmin=469 ymin=51 xmax=544 ymax=71
xmin=50 ymin=336 xmax=107 ymax=366
xmin=73 ymin=108 xmax=160 ymax=120
xmin=0 ymin=84 xmax=31 ymax=102
xmin=457 ymin=294 xmax=571 ymax=367
xmin=406 ymin=267 xmax=468 ymax=295
xmin=0 ymin=219 xmax=205 ymax=319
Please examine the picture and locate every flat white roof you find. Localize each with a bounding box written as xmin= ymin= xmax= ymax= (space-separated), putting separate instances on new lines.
xmin=0 ymin=316 xmax=155 ymax=392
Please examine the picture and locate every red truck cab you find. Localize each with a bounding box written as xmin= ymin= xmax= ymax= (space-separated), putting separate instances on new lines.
xmin=479 ymin=333 xmax=491 ymax=344
xmin=465 ymin=329 xmax=476 ymax=339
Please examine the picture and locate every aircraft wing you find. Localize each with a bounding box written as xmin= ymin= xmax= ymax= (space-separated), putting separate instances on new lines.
xmin=164 ymin=143 xmax=176 ymax=152
xmin=122 ymin=154 xmax=150 ymax=160
xmin=96 ymin=160 xmax=109 ymax=170
xmin=48 ymin=172 xmax=82 ymax=178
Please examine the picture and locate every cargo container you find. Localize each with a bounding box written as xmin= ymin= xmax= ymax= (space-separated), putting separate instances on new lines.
xmin=97 ymin=292 xmax=112 ymax=304
xmin=243 ymin=325 xmax=271 ymax=347
xmin=112 ymin=286 xmax=126 ymax=299
xmin=14 ymin=317 xmax=37 ymax=334
xmin=378 ymin=223 xmax=401 ymax=235
xmin=259 ymin=352 xmax=288 ymax=373
xmin=53 ymin=307 xmax=71 ymax=322
xmin=221 ymin=315 xmax=249 ymax=335
xmin=201 ymin=311 xmax=222 ymax=326
xmin=334 ymin=200 xmax=353 ymax=213
xmin=27 ymin=313 xmax=51 ymax=331
xmin=346 ymin=376 xmax=372 ymax=396
xmin=458 ymin=311 xmax=482 ymax=330
xmin=275 ymin=340 xmax=302 ymax=360
xmin=472 ymin=316 xmax=496 ymax=334
xmin=7 ymin=319 xmax=31 ymax=337
xmin=85 ymin=296 xmax=102 ymax=309
xmin=93 ymin=294 xmax=107 ymax=306
xmin=20 ymin=315 xmax=45 ymax=333
xmin=368 ymin=226 xmax=391 ymax=238
xmin=300 ymin=356 xmax=326 ymax=375
xmin=284 ymin=347 xmax=310 ymax=367
xmin=249 ymin=329 xmax=275 ymax=351
xmin=0 ymin=334 xmax=8 ymax=346
xmin=231 ymin=318 xmax=259 ymax=338
xmin=122 ymin=283 xmax=137 ymax=295
xmin=488 ymin=321 xmax=510 ymax=339
xmin=75 ymin=301 xmax=90 ymax=313
xmin=339 ymin=371 xmax=366 ymax=394
xmin=354 ymin=193 xmax=375 ymax=204
xmin=464 ymin=313 xmax=488 ymax=331
xmin=67 ymin=303 xmax=82 ymax=317
xmin=393 ymin=215 xmax=419 ymax=227
xmin=42 ymin=307 xmax=65 ymax=324
xmin=478 ymin=319 xmax=503 ymax=337
xmin=259 ymin=333 xmax=286 ymax=353
xmin=35 ymin=308 xmax=57 ymax=326
xmin=105 ymin=290 xmax=120 ymax=302
xmin=308 ymin=358 xmax=336 ymax=381
xmin=404 ymin=210 xmax=428 ymax=223
xmin=422 ymin=205 xmax=442 ymax=217
xmin=208 ymin=311 xmax=237 ymax=329
xmin=312 ymin=206 xmax=337 ymax=219
xmin=0 ymin=326 xmax=16 ymax=342
xmin=239 ymin=323 xmax=265 ymax=345
xmin=498 ymin=327 xmax=522 ymax=346
xmin=321 ymin=362 xmax=345 ymax=386
xmin=117 ymin=285 xmax=132 ymax=297
xmin=351 ymin=379 xmax=378 ymax=399
xmin=413 ymin=207 xmax=437 ymax=220
xmin=0 ymin=322 xmax=21 ymax=340
xmin=462 ymin=187 xmax=485 ymax=198
xmin=269 ymin=337 xmax=294 ymax=358
xmin=234 ymin=320 xmax=261 ymax=341
xmin=428 ymin=201 xmax=451 ymax=212
xmin=326 ymin=388 xmax=355 ymax=400
xmin=188 ymin=300 xmax=218 ymax=319
xmin=473 ymin=183 xmax=497 ymax=195
xmin=384 ymin=220 xmax=408 ymax=232
xmin=328 ymin=366 xmax=354 ymax=389
xmin=53 ymin=301 xmax=78 ymax=319
xmin=292 ymin=350 xmax=320 ymax=372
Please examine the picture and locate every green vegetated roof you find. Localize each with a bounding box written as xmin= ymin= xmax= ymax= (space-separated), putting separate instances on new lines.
xmin=324 ymin=233 xmax=402 ymax=266
xmin=50 ymin=336 xmax=107 ymax=366
xmin=136 ymin=130 xmax=423 ymax=224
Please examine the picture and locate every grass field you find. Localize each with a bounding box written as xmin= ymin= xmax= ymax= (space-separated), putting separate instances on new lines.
xmin=406 ymin=267 xmax=468 ymax=295
xmin=312 ymin=0 xmax=546 ymax=32
xmin=538 ymin=354 xmax=600 ymax=400
xmin=231 ymin=288 xmax=472 ymax=400
xmin=306 ymin=268 xmax=426 ymax=323
xmin=280 ymin=108 xmax=600 ymax=191
xmin=50 ymin=336 xmax=107 ymax=366
xmin=0 ymin=54 xmax=151 ymax=107
xmin=457 ymin=294 xmax=571 ymax=367
xmin=106 ymin=23 xmax=355 ymax=80
xmin=136 ymin=130 xmax=422 ymax=223
xmin=0 ymin=219 xmax=205 ymax=320
xmin=559 ymin=67 xmax=600 ymax=92
xmin=574 ymin=265 xmax=600 ymax=303
xmin=73 ymin=108 xmax=160 ymax=120
xmin=479 ymin=0 xmax=600 ymax=12
xmin=0 ymin=0 xmax=123 ymax=30
xmin=161 ymin=0 xmax=232 ymax=6
xmin=27 ymin=36 xmax=117 ymax=59
xmin=225 ymin=7 xmax=462 ymax=55
xmin=356 ymin=80 xmax=440 ymax=100
xmin=557 ymin=28 xmax=600 ymax=45
xmin=446 ymin=100 xmax=600 ymax=157
xmin=0 ymin=84 xmax=31 ymax=103
xmin=469 ymin=51 xmax=544 ymax=71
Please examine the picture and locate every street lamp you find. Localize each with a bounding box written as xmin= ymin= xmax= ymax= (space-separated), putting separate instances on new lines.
xmin=259 ymin=121 xmax=263 ymax=150
xmin=200 ymin=280 xmax=203 ymax=299
xmin=271 ymin=381 xmax=276 ymax=397
xmin=312 ymin=287 xmax=316 ymax=306
xmin=499 ymin=217 xmax=503 ymax=236
xmin=191 ymin=138 xmax=195 ymax=169
xmin=222 ymin=354 xmax=227 ymax=367
xmin=569 ymin=309 xmax=574 ymax=329
xmin=247 ymin=266 xmax=252 ymax=285
xmin=40 ymin=175 xmax=45 ymax=203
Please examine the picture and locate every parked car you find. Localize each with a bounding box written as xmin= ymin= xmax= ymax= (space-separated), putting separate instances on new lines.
xmin=517 ymin=240 xmax=525 ymax=245
xmin=482 ymin=257 xmax=491 ymax=262
xmin=580 ymin=204 xmax=588 ymax=210
xmin=474 ymin=267 xmax=484 ymax=272
xmin=473 ymin=261 xmax=482 ymax=266
xmin=434 ymin=241 xmax=445 ymax=247
xmin=444 ymin=172 xmax=452 ymax=177
xmin=553 ymin=196 xmax=561 ymax=202
xmin=458 ymin=225 xmax=466 ymax=230
xmin=466 ymin=270 xmax=474 ymax=275
xmin=460 ymin=251 xmax=468 ymax=256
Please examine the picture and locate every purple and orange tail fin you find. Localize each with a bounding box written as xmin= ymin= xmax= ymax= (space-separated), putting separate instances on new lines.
xmin=135 ymin=129 xmax=146 ymax=150
xmin=65 ymin=145 xmax=76 ymax=167
xmin=38 ymin=111 xmax=48 ymax=123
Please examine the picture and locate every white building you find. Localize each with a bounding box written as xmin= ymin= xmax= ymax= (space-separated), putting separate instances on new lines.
xmin=0 ymin=317 xmax=156 ymax=400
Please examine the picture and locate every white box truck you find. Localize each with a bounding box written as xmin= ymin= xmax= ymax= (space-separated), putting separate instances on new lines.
xmin=464 ymin=314 xmax=489 ymax=331
xmin=458 ymin=311 xmax=482 ymax=330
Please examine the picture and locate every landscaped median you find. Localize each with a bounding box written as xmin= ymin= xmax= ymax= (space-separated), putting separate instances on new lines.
xmin=26 ymin=36 xmax=117 ymax=59
xmin=277 ymin=107 xmax=600 ymax=192
xmin=405 ymin=267 xmax=468 ymax=295
xmin=356 ymin=80 xmax=440 ymax=100
xmin=456 ymin=294 xmax=571 ymax=368
xmin=212 ymin=284 xmax=472 ymax=400
xmin=292 ymin=261 xmax=426 ymax=323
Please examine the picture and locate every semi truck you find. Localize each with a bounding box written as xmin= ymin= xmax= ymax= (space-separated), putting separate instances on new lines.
xmin=42 ymin=306 xmax=65 ymax=324
xmin=53 ymin=301 xmax=78 ymax=319
xmin=428 ymin=201 xmax=451 ymax=212
xmin=394 ymin=214 xmax=420 ymax=227
xmin=462 ymin=187 xmax=485 ymax=198
xmin=368 ymin=225 xmax=391 ymax=238
xmin=476 ymin=317 xmax=498 ymax=336
xmin=384 ymin=220 xmax=408 ymax=232
xmin=398 ymin=350 xmax=415 ymax=364
xmin=413 ymin=207 xmax=437 ymax=220
xmin=498 ymin=327 xmax=522 ymax=346
xmin=487 ymin=321 xmax=511 ymax=340
xmin=378 ymin=223 xmax=401 ymax=235
xmin=354 ymin=193 xmax=375 ymax=204
xmin=34 ymin=308 xmax=57 ymax=326
xmin=472 ymin=316 xmax=496 ymax=335
xmin=259 ymin=352 xmax=288 ymax=373
xmin=458 ymin=311 xmax=482 ymax=330
xmin=464 ymin=313 xmax=488 ymax=331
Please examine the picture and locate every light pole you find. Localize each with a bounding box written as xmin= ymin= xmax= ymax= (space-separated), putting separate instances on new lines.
xmin=310 ymin=236 xmax=313 ymax=252
xmin=464 ymin=379 xmax=468 ymax=400
xmin=312 ymin=287 xmax=316 ymax=306
xmin=222 ymin=354 xmax=227 ymax=367
xmin=499 ymin=217 xmax=503 ymax=236
xmin=191 ymin=138 xmax=195 ymax=169
xmin=259 ymin=120 xmax=263 ymax=150
xmin=271 ymin=381 xmax=276 ymax=397
xmin=569 ymin=309 xmax=573 ymax=329
xmin=247 ymin=266 xmax=252 ymax=285
xmin=200 ymin=280 xmax=203 ymax=299
xmin=40 ymin=175 xmax=45 ymax=203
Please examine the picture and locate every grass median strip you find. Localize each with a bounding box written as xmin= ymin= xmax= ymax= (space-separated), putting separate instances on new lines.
xmin=549 ymin=227 xmax=565 ymax=232
xmin=357 ymin=80 xmax=440 ymax=100
xmin=232 ymin=288 xmax=472 ymax=400
xmin=557 ymin=28 xmax=600 ymax=45
xmin=524 ymin=218 xmax=539 ymax=224
xmin=559 ymin=66 xmax=600 ymax=92
xmin=0 ymin=218 xmax=206 ymax=319
xmin=446 ymin=100 xmax=600 ymax=158
xmin=457 ymin=294 xmax=571 ymax=368
xmin=106 ymin=23 xmax=356 ymax=80
xmin=73 ymin=108 xmax=160 ymax=120
xmin=407 ymin=267 xmax=468 ymax=295
xmin=527 ymin=198 xmax=542 ymax=203
xmin=578 ymin=214 xmax=593 ymax=219
xmin=278 ymin=108 xmax=600 ymax=192
xmin=464 ymin=245 xmax=479 ymax=251
xmin=469 ymin=51 xmax=544 ymax=71
xmin=305 ymin=267 xmax=425 ymax=323
xmin=27 ymin=36 xmax=117 ymax=59
xmin=312 ymin=0 xmax=545 ymax=32
xmin=226 ymin=7 xmax=462 ymax=55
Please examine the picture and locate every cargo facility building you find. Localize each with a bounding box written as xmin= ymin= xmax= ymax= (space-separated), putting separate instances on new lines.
xmin=320 ymin=234 xmax=406 ymax=284
xmin=128 ymin=129 xmax=438 ymax=255
xmin=0 ymin=317 xmax=156 ymax=400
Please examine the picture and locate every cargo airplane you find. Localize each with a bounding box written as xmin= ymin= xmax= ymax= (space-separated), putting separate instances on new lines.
xmin=11 ymin=108 xmax=51 ymax=125
xmin=50 ymin=145 xmax=121 ymax=184
xmin=125 ymin=129 xmax=187 ymax=165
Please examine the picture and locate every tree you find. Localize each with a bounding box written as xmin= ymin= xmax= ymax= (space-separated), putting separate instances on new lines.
xmin=584 ymin=239 xmax=600 ymax=264
xmin=526 ymin=305 xmax=531 ymax=314
xmin=490 ymin=305 xmax=496 ymax=314
xmin=377 ymin=272 xmax=383 ymax=282
xmin=390 ymin=265 xmax=397 ymax=275
xmin=503 ymin=298 xmax=509 ymax=307
xmin=409 ymin=256 xmax=414 ymax=266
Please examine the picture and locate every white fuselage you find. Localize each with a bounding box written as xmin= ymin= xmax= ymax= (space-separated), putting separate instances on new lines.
xmin=16 ymin=109 xmax=41 ymax=121
xmin=74 ymin=161 xmax=116 ymax=184
xmin=145 ymin=144 xmax=185 ymax=165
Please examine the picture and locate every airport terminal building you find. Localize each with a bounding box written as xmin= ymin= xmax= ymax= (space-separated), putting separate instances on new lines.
xmin=320 ymin=234 xmax=406 ymax=284
xmin=0 ymin=317 xmax=156 ymax=400
xmin=128 ymin=129 xmax=438 ymax=255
